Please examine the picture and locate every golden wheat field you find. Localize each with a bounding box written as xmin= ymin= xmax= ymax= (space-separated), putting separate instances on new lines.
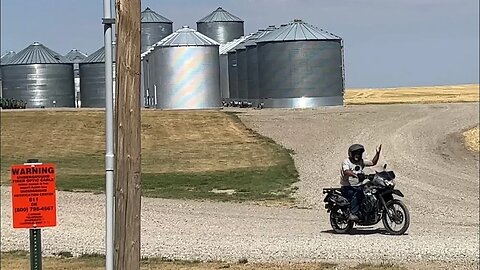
xmin=345 ymin=84 xmax=479 ymax=105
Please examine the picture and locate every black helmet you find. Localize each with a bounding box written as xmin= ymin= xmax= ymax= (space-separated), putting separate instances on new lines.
xmin=348 ymin=144 xmax=365 ymax=158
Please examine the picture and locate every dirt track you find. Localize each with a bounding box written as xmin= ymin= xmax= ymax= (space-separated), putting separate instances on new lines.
xmin=1 ymin=103 xmax=479 ymax=268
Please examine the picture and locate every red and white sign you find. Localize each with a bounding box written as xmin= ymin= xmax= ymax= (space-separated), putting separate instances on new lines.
xmin=11 ymin=163 xmax=57 ymax=229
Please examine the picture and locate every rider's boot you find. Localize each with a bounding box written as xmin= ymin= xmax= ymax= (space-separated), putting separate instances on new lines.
xmin=348 ymin=213 xmax=359 ymax=222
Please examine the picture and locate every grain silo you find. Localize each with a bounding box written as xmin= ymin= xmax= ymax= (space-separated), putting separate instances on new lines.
xmin=141 ymin=47 xmax=156 ymax=107
xmin=141 ymin=7 xmax=173 ymax=53
xmin=0 ymin=51 xmax=16 ymax=98
xmin=65 ymin=49 xmax=88 ymax=107
xmin=227 ymin=50 xmax=238 ymax=100
xmin=141 ymin=35 xmax=167 ymax=107
xmin=1 ymin=42 xmax=74 ymax=108
xmin=0 ymin=51 xmax=16 ymax=63
xmin=78 ymin=43 xmax=116 ymax=108
xmin=196 ymin=7 xmax=244 ymax=44
xmin=218 ymin=36 xmax=249 ymax=100
xmin=257 ymin=20 xmax=344 ymax=108
xmin=245 ymin=26 xmax=277 ymax=105
xmin=231 ymin=42 xmax=248 ymax=100
xmin=151 ymin=26 xmax=220 ymax=109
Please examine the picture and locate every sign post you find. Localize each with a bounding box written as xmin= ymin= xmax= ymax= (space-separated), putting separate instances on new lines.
xmin=29 ymin=229 xmax=42 ymax=270
xmin=11 ymin=160 xmax=57 ymax=270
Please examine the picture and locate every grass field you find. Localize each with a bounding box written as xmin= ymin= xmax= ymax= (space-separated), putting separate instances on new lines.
xmin=0 ymin=251 xmax=407 ymax=270
xmin=0 ymin=110 xmax=297 ymax=202
xmin=463 ymin=126 xmax=479 ymax=152
xmin=345 ymin=84 xmax=479 ymax=105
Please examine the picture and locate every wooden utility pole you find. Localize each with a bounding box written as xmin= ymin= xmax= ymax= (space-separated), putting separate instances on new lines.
xmin=114 ymin=0 xmax=141 ymax=269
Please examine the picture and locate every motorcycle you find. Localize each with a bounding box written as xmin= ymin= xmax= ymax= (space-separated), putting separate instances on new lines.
xmin=323 ymin=164 xmax=410 ymax=235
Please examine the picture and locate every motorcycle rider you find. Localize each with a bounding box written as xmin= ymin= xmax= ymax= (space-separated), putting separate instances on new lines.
xmin=341 ymin=144 xmax=382 ymax=221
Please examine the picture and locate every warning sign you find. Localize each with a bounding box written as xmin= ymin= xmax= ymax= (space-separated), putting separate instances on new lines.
xmin=11 ymin=163 xmax=57 ymax=229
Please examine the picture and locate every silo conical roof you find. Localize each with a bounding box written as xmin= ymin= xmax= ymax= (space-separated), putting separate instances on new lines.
xmin=141 ymin=47 xmax=155 ymax=59
xmin=141 ymin=7 xmax=172 ymax=23
xmin=0 ymin=51 xmax=16 ymax=65
xmin=65 ymin=49 xmax=88 ymax=62
xmin=228 ymin=26 xmax=278 ymax=52
xmin=158 ymin=26 xmax=219 ymax=47
xmin=3 ymin=42 xmax=70 ymax=65
xmin=244 ymin=25 xmax=278 ymax=47
xmin=231 ymin=40 xmax=248 ymax=51
xmin=197 ymin=7 xmax=243 ymax=23
xmin=219 ymin=35 xmax=251 ymax=54
xmin=256 ymin=19 xmax=341 ymax=43
xmin=82 ymin=43 xmax=116 ymax=63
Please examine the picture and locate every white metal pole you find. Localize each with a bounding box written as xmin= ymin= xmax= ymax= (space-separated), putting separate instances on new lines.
xmin=103 ymin=0 xmax=114 ymax=268
xmin=154 ymin=85 xmax=157 ymax=106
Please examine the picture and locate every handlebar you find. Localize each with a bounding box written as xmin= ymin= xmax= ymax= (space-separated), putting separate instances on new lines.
xmin=357 ymin=173 xmax=375 ymax=182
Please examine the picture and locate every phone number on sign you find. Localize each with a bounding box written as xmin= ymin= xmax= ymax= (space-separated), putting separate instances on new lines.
xmin=15 ymin=206 xmax=54 ymax=213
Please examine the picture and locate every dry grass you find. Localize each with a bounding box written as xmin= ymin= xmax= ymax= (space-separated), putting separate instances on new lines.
xmin=0 ymin=251 xmax=407 ymax=270
xmin=3 ymin=252 xmax=472 ymax=269
xmin=463 ymin=126 xmax=479 ymax=152
xmin=0 ymin=110 xmax=279 ymax=180
xmin=0 ymin=109 xmax=298 ymax=201
xmin=345 ymin=84 xmax=479 ymax=105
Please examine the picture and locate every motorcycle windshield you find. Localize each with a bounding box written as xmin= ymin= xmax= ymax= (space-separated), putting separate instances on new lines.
xmin=377 ymin=171 xmax=395 ymax=180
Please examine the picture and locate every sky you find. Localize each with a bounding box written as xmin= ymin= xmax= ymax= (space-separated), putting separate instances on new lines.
xmin=1 ymin=0 xmax=478 ymax=88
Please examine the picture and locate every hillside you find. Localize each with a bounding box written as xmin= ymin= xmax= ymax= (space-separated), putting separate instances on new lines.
xmin=0 ymin=110 xmax=297 ymax=202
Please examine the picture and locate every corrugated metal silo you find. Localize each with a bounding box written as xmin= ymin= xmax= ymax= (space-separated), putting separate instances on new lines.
xmin=141 ymin=46 xmax=156 ymax=107
xmin=257 ymin=20 xmax=344 ymax=108
xmin=0 ymin=51 xmax=17 ymax=98
xmin=232 ymin=42 xmax=248 ymax=100
xmin=141 ymin=7 xmax=173 ymax=53
xmin=218 ymin=36 xmax=248 ymax=100
xmin=196 ymin=7 xmax=244 ymax=44
xmin=147 ymin=49 xmax=157 ymax=105
xmin=227 ymin=50 xmax=238 ymax=100
xmin=152 ymin=26 xmax=221 ymax=109
xmin=65 ymin=49 xmax=88 ymax=107
xmin=78 ymin=43 xmax=116 ymax=107
xmin=245 ymin=26 xmax=277 ymax=105
xmin=0 ymin=51 xmax=16 ymax=64
xmin=1 ymin=42 xmax=74 ymax=108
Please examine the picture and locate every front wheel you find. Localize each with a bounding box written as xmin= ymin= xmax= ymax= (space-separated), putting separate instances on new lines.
xmin=382 ymin=200 xmax=410 ymax=235
xmin=330 ymin=210 xmax=354 ymax=234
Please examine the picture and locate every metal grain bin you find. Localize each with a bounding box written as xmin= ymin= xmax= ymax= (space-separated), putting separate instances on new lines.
xmin=232 ymin=42 xmax=248 ymax=100
xmin=65 ymin=49 xmax=88 ymax=107
xmin=141 ymin=47 xmax=156 ymax=107
xmin=257 ymin=20 xmax=344 ymax=108
xmin=0 ymin=51 xmax=16 ymax=64
xmin=141 ymin=7 xmax=173 ymax=53
xmin=78 ymin=43 xmax=116 ymax=108
xmin=227 ymin=50 xmax=238 ymax=99
xmin=245 ymin=26 xmax=277 ymax=104
xmin=0 ymin=51 xmax=16 ymax=98
xmin=218 ymin=36 xmax=248 ymax=100
xmin=197 ymin=7 xmax=244 ymax=44
xmin=1 ymin=42 xmax=74 ymax=108
xmin=152 ymin=26 xmax=221 ymax=110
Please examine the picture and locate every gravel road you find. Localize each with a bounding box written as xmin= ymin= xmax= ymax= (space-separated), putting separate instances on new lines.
xmin=1 ymin=103 xmax=479 ymax=268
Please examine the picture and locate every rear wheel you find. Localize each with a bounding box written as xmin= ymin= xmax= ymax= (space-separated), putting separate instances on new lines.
xmin=330 ymin=210 xmax=354 ymax=234
xmin=382 ymin=200 xmax=410 ymax=235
